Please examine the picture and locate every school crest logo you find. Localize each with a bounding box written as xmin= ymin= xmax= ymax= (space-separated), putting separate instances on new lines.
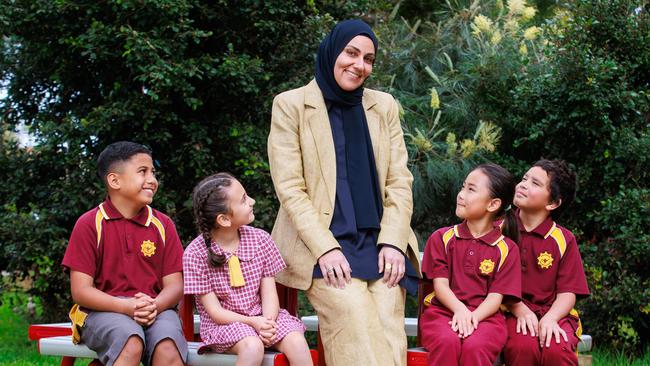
xmin=537 ymin=251 xmax=553 ymax=269
xmin=479 ymin=259 xmax=495 ymax=275
xmin=141 ymin=240 xmax=156 ymax=257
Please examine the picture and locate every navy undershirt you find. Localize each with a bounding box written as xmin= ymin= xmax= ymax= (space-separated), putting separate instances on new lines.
xmin=313 ymin=104 xmax=382 ymax=281
xmin=313 ymin=104 xmax=419 ymax=295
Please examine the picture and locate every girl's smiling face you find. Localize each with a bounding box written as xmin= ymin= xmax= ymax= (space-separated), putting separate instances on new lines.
xmin=456 ymin=169 xmax=501 ymax=220
xmin=333 ymin=35 xmax=375 ymax=91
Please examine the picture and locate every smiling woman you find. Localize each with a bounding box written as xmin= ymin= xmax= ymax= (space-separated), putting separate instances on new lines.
xmin=267 ymin=19 xmax=421 ymax=366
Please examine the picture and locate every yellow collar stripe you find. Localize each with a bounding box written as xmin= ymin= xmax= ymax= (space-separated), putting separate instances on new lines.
xmin=496 ymin=240 xmax=509 ymax=272
xmin=94 ymin=204 xmax=166 ymax=248
xmin=149 ymin=215 xmax=166 ymax=245
xmin=489 ymin=235 xmax=505 ymax=247
xmin=145 ymin=205 xmax=153 ymax=227
xmin=95 ymin=203 xmax=109 ymax=248
xmin=98 ymin=203 xmax=109 ymax=220
xmin=544 ymin=222 xmax=567 ymax=258
xmin=94 ymin=210 xmax=104 ymax=248
xmin=442 ymin=227 xmax=455 ymax=253
xmin=145 ymin=205 xmax=166 ymax=245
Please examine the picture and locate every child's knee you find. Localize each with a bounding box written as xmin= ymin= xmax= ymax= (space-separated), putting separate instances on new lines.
xmin=505 ymin=333 xmax=538 ymax=353
xmin=153 ymin=338 xmax=182 ymax=361
xmin=277 ymin=332 xmax=310 ymax=357
xmin=282 ymin=332 xmax=307 ymax=348
xmin=236 ymin=336 xmax=265 ymax=360
xmin=120 ymin=335 xmax=144 ymax=359
xmin=461 ymin=336 xmax=491 ymax=355
xmin=424 ymin=331 xmax=460 ymax=350
xmin=542 ymin=344 xmax=579 ymax=365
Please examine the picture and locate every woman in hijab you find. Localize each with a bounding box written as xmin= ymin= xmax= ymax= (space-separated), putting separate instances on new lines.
xmin=267 ymin=19 xmax=420 ymax=366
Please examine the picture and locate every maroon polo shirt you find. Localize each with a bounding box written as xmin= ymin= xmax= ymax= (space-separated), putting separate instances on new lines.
xmin=516 ymin=215 xmax=590 ymax=316
xmin=422 ymin=222 xmax=521 ymax=310
xmin=62 ymin=198 xmax=183 ymax=298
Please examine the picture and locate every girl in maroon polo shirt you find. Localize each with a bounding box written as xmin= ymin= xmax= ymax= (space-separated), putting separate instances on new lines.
xmin=182 ymin=173 xmax=312 ymax=365
xmin=504 ymin=159 xmax=589 ymax=366
xmin=420 ymin=163 xmax=522 ymax=366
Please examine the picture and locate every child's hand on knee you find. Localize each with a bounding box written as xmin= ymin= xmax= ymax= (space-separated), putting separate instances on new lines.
xmin=251 ymin=316 xmax=277 ymax=346
xmin=133 ymin=293 xmax=157 ymax=326
xmin=538 ymin=316 xmax=567 ymax=348
xmin=516 ymin=309 xmax=539 ymax=337
xmin=251 ymin=317 xmax=276 ymax=334
xmin=450 ymin=306 xmax=477 ymax=338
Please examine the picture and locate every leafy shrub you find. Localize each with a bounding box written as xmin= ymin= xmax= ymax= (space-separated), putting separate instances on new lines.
xmin=371 ymin=0 xmax=544 ymax=241
xmin=504 ymin=0 xmax=649 ymax=349
xmin=373 ymin=0 xmax=650 ymax=351
xmin=0 ymin=0 xmax=368 ymax=320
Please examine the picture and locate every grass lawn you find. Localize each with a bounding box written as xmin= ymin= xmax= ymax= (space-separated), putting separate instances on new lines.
xmin=1 ymin=292 xmax=649 ymax=365
xmin=591 ymin=347 xmax=650 ymax=366
xmin=0 ymin=294 xmax=59 ymax=366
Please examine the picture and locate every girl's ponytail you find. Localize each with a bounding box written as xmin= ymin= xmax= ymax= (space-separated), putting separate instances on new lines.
xmin=192 ymin=172 xmax=235 ymax=268
xmin=501 ymin=205 xmax=519 ymax=244
xmin=475 ymin=163 xmax=519 ymax=243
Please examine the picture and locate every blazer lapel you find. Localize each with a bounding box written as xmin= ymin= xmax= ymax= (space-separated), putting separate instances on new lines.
xmin=362 ymin=90 xmax=383 ymax=179
xmin=304 ymin=80 xmax=336 ymax=207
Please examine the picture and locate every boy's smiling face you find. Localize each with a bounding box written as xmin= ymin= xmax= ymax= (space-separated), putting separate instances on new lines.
xmin=514 ymin=166 xmax=557 ymax=212
xmin=109 ymin=153 xmax=158 ymax=207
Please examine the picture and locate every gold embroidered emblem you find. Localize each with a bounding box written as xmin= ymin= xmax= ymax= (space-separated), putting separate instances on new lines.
xmin=141 ymin=240 xmax=156 ymax=257
xmin=537 ymin=251 xmax=553 ymax=269
xmin=479 ymin=259 xmax=495 ymax=275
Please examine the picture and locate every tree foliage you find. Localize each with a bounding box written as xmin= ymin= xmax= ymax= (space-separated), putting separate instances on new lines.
xmin=1 ymin=0 xmax=649 ymax=352
xmin=377 ymin=0 xmax=650 ymax=350
xmin=0 ymin=0 xmax=369 ymax=319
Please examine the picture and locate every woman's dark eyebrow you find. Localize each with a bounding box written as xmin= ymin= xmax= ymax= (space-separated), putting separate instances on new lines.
xmin=345 ymin=45 xmax=375 ymax=57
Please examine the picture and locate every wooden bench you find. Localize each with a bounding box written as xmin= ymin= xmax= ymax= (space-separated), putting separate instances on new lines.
xmin=29 ymin=284 xmax=317 ymax=366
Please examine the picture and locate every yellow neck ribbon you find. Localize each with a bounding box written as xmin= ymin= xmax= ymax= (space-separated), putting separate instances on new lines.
xmin=228 ymin=255 xmax=246 ymax=287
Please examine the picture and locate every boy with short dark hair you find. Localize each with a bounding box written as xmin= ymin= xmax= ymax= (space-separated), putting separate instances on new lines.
xmin=504 ymin=159 xmax=590 ymax=366
xmin=62 ymin=141 xmax=187 ymax=366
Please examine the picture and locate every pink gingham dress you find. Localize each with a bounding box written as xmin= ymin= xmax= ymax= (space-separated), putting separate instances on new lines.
xmin=183 ymin=226 xmax=305 ymax=353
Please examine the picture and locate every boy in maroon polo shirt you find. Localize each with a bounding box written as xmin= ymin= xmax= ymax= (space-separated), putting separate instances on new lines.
xmin=504 ymin=159 xmax=590 ymax=366
xmin=62 ymin=141 xmax=187 ymax=366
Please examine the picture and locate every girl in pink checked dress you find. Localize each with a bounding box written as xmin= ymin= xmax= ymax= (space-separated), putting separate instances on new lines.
xmin=183 ymin=172 xmax=312 ymax=366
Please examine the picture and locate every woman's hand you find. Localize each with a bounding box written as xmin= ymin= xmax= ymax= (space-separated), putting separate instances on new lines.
xmin=450 ymin=306 xmax=478 ymax=338
xmin=538 ymin=315 xmax=568 ymax=347
xmin=378 ymin=246 xmax=405 ymax=287
xmin=318 ymin=249 xmax=352 ymax=288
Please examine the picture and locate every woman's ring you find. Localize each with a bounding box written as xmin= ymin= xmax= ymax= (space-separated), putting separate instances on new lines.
xmin=385 ymin=263 xmax=393 ymax=271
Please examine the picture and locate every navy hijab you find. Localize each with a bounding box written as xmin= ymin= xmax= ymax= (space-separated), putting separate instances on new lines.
xmin=315 ymin=19 xmax=382 ymax=230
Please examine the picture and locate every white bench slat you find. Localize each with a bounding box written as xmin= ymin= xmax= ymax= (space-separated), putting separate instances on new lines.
xmin=39 ymin=336 xmax=283 ymax=366
xmin=301 ymin=315 xmax=593 ymax=352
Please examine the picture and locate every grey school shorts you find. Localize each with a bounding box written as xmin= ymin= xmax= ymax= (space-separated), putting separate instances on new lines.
xmin=80 ymin=309 xmax=188 ymax=366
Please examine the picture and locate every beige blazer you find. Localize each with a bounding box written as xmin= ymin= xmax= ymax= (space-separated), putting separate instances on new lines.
xmin=268 ymin=79 xmax=421 ymax=290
